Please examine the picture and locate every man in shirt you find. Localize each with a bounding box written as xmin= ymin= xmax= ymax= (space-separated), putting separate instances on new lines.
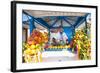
xmin=59 ymin=28 xmax=68 ymax=45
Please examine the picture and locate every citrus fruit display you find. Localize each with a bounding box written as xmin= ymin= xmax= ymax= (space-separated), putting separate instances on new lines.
xmin=23 ymin=29 xmax=49 ymax=63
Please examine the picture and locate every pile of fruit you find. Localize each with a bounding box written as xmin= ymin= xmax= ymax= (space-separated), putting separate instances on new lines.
xmin=28 ymin=29 xmax=48 ymax=45
xmin=70 ymin=29 xmax=91 ymax=60
xmin=44 ymin=45 xmax=70 ymax=51
xmin=48 ymin=45 xmax=70 ymax=49
xmin=23 ymin=29 xmax=48 ymax=63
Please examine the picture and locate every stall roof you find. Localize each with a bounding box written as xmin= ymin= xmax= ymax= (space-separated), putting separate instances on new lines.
xmin=24 ymin=10 xmax=86 ymax=17
xmin=23 ymin=10 xmax=89 ymax=29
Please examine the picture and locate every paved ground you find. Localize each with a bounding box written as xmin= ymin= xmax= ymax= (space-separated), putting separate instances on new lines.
xmin=42 ymin=51 xmax=78 ymax=62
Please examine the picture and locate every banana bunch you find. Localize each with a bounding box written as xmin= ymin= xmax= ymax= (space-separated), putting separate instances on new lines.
xmin=23 ymin=44 xmax=42 ymax=63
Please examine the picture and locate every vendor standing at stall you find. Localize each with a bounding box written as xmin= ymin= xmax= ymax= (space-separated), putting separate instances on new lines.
xmin=58 ymin=28 xmax=69 ymax=45
xmin=50 ymin=28 xmax=68 ymax=45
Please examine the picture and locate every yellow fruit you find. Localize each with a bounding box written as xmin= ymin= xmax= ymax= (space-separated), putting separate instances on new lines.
xmin=58 ymin=46 xmax=60 ymax=48
xmin=30 ymin=45 xmax=35 ymax=49
xmin=68 ymin=45 xmax=70 ymax=48
xmin=24 ymin=55 xmax=32 ymax=63
xmin=60 ymin=46 xmax=62 ymax=48
xmin=39 ymin=54 xmax=42 ymax=62
xmin=62 ymin=46 xmax=64 ymax=48
xmin=34 ymin=55 xmax=38 ymax=63
xmin=54 ymin=46 xmax=57 ymax=49
xmin=31 ymin=50 xmax=37 ymax=55
xmin=52 ymin=46 xmax=54 ymax=48
xmin=24 ymin=49 xmax=34 ymax=55
xmin=24 ymin=49 xmax=30 ymax=55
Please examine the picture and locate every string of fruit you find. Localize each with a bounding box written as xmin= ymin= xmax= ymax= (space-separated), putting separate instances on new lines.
xmin=23 ymin=29 xmax=48 ymax=63
xmin=71 ymin=29 xmax=91 ymax=60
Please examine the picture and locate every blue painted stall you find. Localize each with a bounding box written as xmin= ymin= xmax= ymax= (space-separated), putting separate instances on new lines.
xmin=22 ymin=12 xmax=89 ymax=43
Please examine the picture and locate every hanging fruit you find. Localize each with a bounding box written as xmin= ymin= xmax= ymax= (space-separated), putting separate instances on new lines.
xmin=71 ymin=29 xmax=91 ymax=60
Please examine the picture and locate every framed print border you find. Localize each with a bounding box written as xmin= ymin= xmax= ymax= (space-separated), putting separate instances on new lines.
xmin=11 ymin=1 xmax=98 ymax=72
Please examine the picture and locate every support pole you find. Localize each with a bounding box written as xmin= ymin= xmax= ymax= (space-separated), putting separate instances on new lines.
xmin=85 ymin=16 xmax=87 ymax=33
xmin=29 ymin=17 xmax=35 ymax=34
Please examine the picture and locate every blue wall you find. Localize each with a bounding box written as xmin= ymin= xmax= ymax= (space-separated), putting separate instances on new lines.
xmin=63 ymin=27 xmax=73 ymax=42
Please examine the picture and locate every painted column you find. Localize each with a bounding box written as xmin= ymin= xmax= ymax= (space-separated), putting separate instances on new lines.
xmin=29 ymin=17 xmax=35 ymax=34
